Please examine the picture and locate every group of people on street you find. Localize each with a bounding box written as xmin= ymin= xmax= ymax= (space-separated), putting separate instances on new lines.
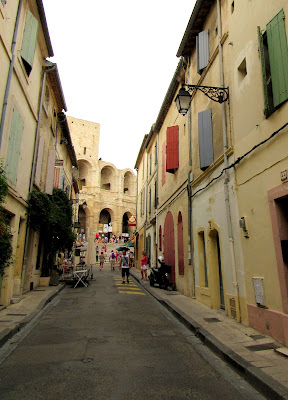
xmin=94 ymin=244 xmax=149 ymax=284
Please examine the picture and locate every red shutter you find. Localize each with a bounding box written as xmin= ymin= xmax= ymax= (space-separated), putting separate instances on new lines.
xmin=177 ymin=212 xmax=184 ymax=275
xmin=166 ymin=126 xmax=179 ymax=173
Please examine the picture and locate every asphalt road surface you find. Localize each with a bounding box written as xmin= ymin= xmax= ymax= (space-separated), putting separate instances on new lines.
xmin=0 ymin=267 xmax=265 ymax=400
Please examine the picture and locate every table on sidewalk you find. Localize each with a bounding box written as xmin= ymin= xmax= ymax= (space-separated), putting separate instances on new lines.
xmin=73 ymin=269 xmax=89 ymax=288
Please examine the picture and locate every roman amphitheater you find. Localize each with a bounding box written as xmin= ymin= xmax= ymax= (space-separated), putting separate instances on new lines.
xmin=68 ymin=116 xmax=136 ymax=242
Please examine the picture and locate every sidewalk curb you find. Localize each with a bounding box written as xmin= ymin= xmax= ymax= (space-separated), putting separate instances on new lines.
xmin=131 ymin=271 xmax=288 ymax=400
xmin=0 ymin=284 xmax=65 ymax=348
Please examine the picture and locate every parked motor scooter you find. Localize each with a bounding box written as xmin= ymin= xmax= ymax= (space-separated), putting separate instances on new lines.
xmin=149 ymin=256 xmax=171 ymax=289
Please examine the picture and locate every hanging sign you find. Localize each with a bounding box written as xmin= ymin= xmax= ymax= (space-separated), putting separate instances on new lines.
xmin=128 ymin=216 xmax=136 ymax=226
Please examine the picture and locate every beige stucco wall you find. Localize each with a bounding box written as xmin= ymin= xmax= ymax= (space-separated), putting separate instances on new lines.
xmin=228 ymin=0 xmax=288 ymax=316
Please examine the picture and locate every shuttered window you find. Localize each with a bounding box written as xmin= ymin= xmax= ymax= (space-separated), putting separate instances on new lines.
xmin=154 ymin=180 xmax=158 ymax=208
xmin=166 ymin=125 xmax=179 ymax=174
xmin=34 ymin=133 xmax=45 ymax=187
xmin=5 ymin=107 xmax=23 ymax=184
xmin=162 ymin=141 xmax=166 ymax=185
xmin=197 ymin=30 xmax=209 ymax=74
xmin=198 ymin=109 xmax=214 ymax=171
xmin=21 ymin=9 xmax=38 ymax=76
xmin=45 ymin=149 xmax=56 ymax=194
xmin=258 ymin=10 xmax=288 ymax=117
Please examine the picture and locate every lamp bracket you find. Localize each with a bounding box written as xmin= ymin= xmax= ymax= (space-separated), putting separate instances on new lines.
xmin=183 ymin=84 xmax=229 ymax=103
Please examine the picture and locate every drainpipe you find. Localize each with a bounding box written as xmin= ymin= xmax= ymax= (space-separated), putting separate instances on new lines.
xmin=184 ymin=56 xmax=195 ymax=295
xmin=217 ymin=0 xmax=241 ymax=319
xmin=155 ymin=133 xmax=159 ymax=264
xmin=0 ymin=0 xmax=23 ymax=148
xmin=20 ymin=62 xmax=56 ymax=296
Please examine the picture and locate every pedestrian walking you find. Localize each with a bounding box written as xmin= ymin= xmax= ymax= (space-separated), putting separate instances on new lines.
xmin=129 ymin=251 xmax=134 ymax=268
xmin=95 ymin=246 xmax=99 ymax=263
xmin=141 ymin=251 xmax=149 ymax=281
xmin=99 ymin=251 xmax=104 ymax=271
xmin=120 ymin=249 xmax=130 ymax=283
xmin=109 ymin=250 xmax=116 ymax=271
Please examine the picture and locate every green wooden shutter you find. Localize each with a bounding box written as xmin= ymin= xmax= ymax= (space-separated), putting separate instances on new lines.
xmin=21 ymin=9 xmax=38 ymax=76
xmin=5 ymin=107 xmax=24 ymax=184
xmin=257 ymin=26 xmax=270 ymax=117
xmin=266 ymin=9 xmax=288 ymax=108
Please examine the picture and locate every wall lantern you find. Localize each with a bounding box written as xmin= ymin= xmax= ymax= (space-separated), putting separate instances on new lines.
xmin=82 ymin=201 xmax=87 ymax=210
xmin=175 ymin=84 xmax=229 ymax=116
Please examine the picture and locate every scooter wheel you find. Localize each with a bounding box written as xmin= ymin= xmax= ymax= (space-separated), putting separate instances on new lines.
xmin=149 ymin=276 xmax=155 ymax=287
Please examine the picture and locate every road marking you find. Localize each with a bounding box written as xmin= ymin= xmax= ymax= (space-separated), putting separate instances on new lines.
xmin=118 ymin=291 xmax=146 ymax=295
xmin=114 ymin=277 xmax=145 ymax=295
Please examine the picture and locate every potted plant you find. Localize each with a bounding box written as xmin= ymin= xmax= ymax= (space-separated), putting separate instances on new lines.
xmin=28 ymin=188 xmax=74 ymax=284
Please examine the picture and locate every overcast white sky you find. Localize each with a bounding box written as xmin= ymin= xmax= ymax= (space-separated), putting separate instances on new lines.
xmin=42 ymin=0 xmax=196 ymax=171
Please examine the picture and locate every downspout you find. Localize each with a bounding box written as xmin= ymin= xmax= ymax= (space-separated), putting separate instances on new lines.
xmin=0 ymin=0 xmax=23 ymax=148
xmin=20 ymin=62 xmax=56 ymax=296
xmin=185 ymin=56 xmax=195 ymax=296
xmin=217 ymin=0 xmax=240 ymax=319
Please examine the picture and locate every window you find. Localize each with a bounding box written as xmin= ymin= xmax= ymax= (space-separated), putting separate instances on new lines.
xmin=154 ymin=180 xmax=158 ymax=208
xmin=150 ymin=153 xmax=152 ymax=175
xmin=198 ymin=109 xmax=213 ymax=171
xmin=166 ymin=125 xmax=179 ymax=174
xmin=149 ymin=187 xmax=151 ymax=214
xmin=159 ymin=226 xmax=162 ymax=251
xmin=197 ymin=30 xmax=209 ymax=74
xmin=21 ymin=10 xmax=39 ymax=76
xmin=155 ymin=141 xmax=158 ymax=165
xmin=162 ymin=141 xmax=166 ymax=186
xmin=5 ymin=107 xmax=23 ymax=184
xmin=84 ymin=147 xmax=86 ymax=155
xmin=258 ymin=10 xmax=288 ymax=117
xmin=238 ymin=58 xmax=247 ymax=81
xmin=231 ymin=1 xmax=234 ymax=13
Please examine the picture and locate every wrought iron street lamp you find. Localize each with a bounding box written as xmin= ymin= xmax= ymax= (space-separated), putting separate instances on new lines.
xmin=175 ymin=84 xmax=229 ymax=116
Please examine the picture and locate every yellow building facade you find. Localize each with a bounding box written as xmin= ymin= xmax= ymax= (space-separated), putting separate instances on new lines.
xmin=0 ymin=0 xmax=78 ymax=305
xmin=136 ymin=0 xmax=288 ymax=346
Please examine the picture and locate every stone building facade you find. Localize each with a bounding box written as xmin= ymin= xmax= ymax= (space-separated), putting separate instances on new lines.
xmin=67 ymin=116 xmax=136 ymax=241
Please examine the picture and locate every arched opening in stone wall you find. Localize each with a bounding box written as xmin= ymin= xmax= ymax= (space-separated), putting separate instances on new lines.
xmin=99 ymin=208 xmax=113 ymax=239
xmin=122 ymin=211 xmax=134 ymax=237
xmin=78 ymin=159 xmax=92 ymax=187
xmin=123 ymin=171 xmax=134 ymax=195
xmin=101 ymin=166 xmax=115 ymax=191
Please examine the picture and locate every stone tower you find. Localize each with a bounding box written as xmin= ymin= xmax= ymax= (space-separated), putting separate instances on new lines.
xmin=67 ymin=116 xmax=136 ymax=240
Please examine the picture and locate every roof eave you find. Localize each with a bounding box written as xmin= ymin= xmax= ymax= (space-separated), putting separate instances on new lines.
xmin=58 ymin=112 xmax=78 ymax=168
xmin=36 ymin=0 xmax=54 ymax=57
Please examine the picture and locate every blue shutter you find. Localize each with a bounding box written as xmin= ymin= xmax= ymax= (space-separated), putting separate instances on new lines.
xmin=197 ymin=30 xmax=209 ymax=74
xmin=198 ymin=109 xmax=213 ymax=171
xmin=266 ymin=9 xmax=288 ymax=108
xmin=5 ymin=107 xmax=24 ymax=184
xmin=21 ymin=10 xmax=38 ymax=76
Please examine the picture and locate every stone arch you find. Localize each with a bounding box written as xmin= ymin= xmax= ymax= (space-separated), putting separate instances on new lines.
xmin=122 ymin=211 xmax=134 ymax=236
xmin=101 ymin=165 xmax=116 ymax=191
xmin=99 ymin=208 xmax=115 ymax=239
xmin=123 ymin=170 xmax=135 ymax=195
xmin=78 ymin=159 xmax=92 ymax=187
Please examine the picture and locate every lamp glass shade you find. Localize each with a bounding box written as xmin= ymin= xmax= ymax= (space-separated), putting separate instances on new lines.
xmin=175 ymin=87 xmax=192 ymax=115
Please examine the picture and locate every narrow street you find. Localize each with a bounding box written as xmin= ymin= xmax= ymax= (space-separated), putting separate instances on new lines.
xmin=0 ymin=266 xmax=265 ymax=400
